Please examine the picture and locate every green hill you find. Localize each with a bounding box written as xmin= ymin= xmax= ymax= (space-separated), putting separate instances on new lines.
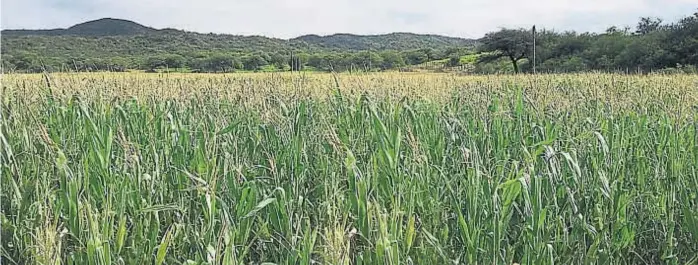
xmin=293 ymin=32 xmax=476 ymax=51
xmin=2 ymin=18 xmax=157 ymax=36
xmin=1 ymin=18 xmax=476 ymax=72
xmin=1 ymin=18 xmax=476 ymax=53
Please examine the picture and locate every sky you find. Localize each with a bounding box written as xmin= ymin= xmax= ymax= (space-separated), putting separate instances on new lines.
xmin=1 ymin=0 xmax=697 ymax=39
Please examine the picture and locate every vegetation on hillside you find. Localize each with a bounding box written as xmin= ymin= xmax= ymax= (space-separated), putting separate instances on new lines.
xmin=292 ymin=33 xmax=475 ymax=51
xmin=2 ymin=11 xmax=698 ymax=73
xmin=478 ymin=12 xmax=698 ymax=73
xmin=1 ymin=19 xmax=474 ymax=73
xmin=1 ymin=18 xmax=157 ymax=36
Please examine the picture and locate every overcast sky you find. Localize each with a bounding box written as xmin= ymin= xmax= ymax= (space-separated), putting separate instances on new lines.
xmin=2 ymin=0 xmax=697 ymax=38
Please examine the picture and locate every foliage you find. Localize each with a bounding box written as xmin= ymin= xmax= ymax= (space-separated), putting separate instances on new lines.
xmin=2 ymin=12 xmax=698 ymax=74
xmin=447 ymin=54 xmax=461 ymax=67
xmin=379 ymin=51 xmax=406 ymax=69
xmin=1 ymin=19 xmax=475 ymax=73
xmin=1 ymin=72 xmax=697 ymax=264
xmin=292 ymin=33 xmax=475 ymax=51
xmin=477 ymin=11 xmax=698 ymax=74
xmin=478 ymin=28 xmax=533 ymax=73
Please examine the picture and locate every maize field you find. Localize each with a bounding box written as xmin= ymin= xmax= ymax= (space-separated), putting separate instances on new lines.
xmin=1 ymin=72 xmax=697 ymax=264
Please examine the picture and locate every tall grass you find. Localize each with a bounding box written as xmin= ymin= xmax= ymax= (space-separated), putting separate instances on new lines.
xmin=1 ymin=72 xmax=697 ymax=264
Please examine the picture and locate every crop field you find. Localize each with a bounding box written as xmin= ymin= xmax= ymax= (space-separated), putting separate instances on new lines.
xmin=1 ymin=72 xmax=698 ymax=264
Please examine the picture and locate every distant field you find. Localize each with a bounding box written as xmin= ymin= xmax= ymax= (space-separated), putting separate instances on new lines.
xmin=2 ymin=72 xmax=697 ymax=264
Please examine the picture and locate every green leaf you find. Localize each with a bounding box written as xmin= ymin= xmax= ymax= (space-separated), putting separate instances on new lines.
xmin=244 ymin=198 xmax=276 ymax=218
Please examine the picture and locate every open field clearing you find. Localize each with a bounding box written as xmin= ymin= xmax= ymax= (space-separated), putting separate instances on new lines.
xmin=1 ymin=72 xmax=698 ymax=264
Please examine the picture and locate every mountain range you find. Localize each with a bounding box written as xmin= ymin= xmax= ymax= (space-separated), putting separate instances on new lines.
xmin=2 ymin=18 xmax=476 ymax=51
xmin=2 ymin=18 xmax=158 ymax=37
xmin=1 ymin=18 xmax=478 ymax=72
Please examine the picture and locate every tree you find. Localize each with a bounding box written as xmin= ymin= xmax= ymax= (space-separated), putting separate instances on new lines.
xmin=242 ymin=54 xmax=268 ymax=71
xmin=379 ymin=51 xmax=405 ymax=69
xmin=581 ymin=32 xmax=631 ymax=70
xmin=2 ymin=56 xmax=17 ymax=72
xmin=232 ymin=58 xmax=244 ymax=70
xmin=636 ymin=17 xmax=663 ymax=35
xmin=10 ymin=52 xmax=42 ymax=72
xmin=269 ymin=52 xmax=287 ymax=70
xmin=403 ymin=50 xmax=429 ymax=65
xmin=444 ymin=47 xmax=469 ymax=57
xmin=418 ymin=48 xmax=437 ymax=60
xmin=307 ymin=54 xmax=328 ymax=71
xmin=616 ymin=34 xmax=668 ymax=71
xmin=351 ymin=51 xmax=383 ymax=70
xmin=324 ymin=53 xmax=345 ymax=71
xmin=447 ymin=54 xmax=461 ymax=67
xmin=664 ymin=11 xmax=698 ymax=66
xmin=145 ymin=56 xmax=163 ymax=71
xmin=209 ymin=54 xmax=237 ymax=72
xmin=187 ymin=53 xmax=239 ymax=72
xmin=163 ymin=54 xmax=185 ymax=69
xmin=478 ymin=28 xmax=533 ymax=73
xmin=288 ymin=52 xmax=309 ymax=71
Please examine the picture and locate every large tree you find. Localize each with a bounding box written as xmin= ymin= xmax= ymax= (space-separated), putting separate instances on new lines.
xmin=403 ymin=49 xmax=429 ymax=65
xmin=379 ymin=51 xmax=405 ymax=70
xmin=478 ymin=28 xmax=533 ymax=73
xmin=242 ymin=54 xmax=268 ymax=71
xmin=269 ymin=52 xmax=287 ymax=70
xmin=665 ymin=12 xmax=698 ymax=66
xmin=636 ymin=17 xmax=663 ymax=35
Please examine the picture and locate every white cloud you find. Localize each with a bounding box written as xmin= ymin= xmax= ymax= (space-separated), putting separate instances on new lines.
xmin=2 ymin=0 xmax=697 ymax=38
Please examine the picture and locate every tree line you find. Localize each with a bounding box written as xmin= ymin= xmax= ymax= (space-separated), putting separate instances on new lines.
xmin=1 ymin=47 xmax=458 ymax=73
xmin=2 ymin=11 xmax=697 ymax=74
xmin=479 ymin=12 xmax=698 ymax=73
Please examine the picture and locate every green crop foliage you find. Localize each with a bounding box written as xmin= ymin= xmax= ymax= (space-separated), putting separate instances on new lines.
xmin=1 ymin=72 xmax=697 ymax=264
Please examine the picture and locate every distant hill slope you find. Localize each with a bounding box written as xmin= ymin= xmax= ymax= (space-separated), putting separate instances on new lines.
xmin=1 ymin=18 xmax=476 ymax=72
xmin=64 ymin=18 xmax=157 ymax=36
xmin=294 ymin=33 xmax=477 ymax=51
xmin=2 ymin=18 xmax=475 ymax=51
xmin=2 ymin=18 xmax=157 ymax=36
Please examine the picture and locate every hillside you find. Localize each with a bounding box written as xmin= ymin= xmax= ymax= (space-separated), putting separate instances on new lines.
xmin=64 ymin=18 xmax=157 ymax=36
xmin=1 ymin=18 xmax=476 ymax=72
xmin=2 ymin=18 xmax=157 ymax=36
xmin=1 ymin=18 xmax=475 ymax=52
xmin=294 ymin=32 xmax=476 ymax=51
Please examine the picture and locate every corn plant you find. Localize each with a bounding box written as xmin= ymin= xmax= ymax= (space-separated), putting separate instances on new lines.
xmin=1 ymin=72 xmax=697 ymax=264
